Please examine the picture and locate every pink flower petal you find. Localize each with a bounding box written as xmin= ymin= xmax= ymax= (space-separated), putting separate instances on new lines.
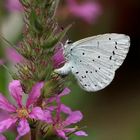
xmin=60 ymin=104 xmax=72 ymax=114
xmin=17 ymin=119 xmax=30 ymax=136
xmin=9 ymin=80 xmax=23 ymax=107
xmin=26 ymin=82 xmax=44 ymax=107
xmin=6 ymin=48 xmax=24 ymax=64
xmin=47 ymin=106 xmax=57 ymax=111
xmin=59 ymin=88 xmax=71 ymax=97
xmin=0 ymin=93 xmax=16 ymax=112
xmin=56 ymin=130 xmax=68 ymax=140
xmin=0 ymin=117 xmax=17 ymax=133
xmin=0 ymin=134 xmax=6 ymax=140
xmin=0 ymin=110 xmax=9 ymax=121
xmin=63 ymin=128 xmax=75 ymax=133
xmin=44 ymin=110 xmax=53 ymax=123
xmin=63 ymin=111 xmax=83 ymax=126
xmin=29 ymin=107 xmax=45 ymax=121
xmin=52 ymin=47 xmax=65 ymax=68
xmin=75 ymin=130 xmax=88 ymax=136
xmin=46 ymin=88 xmax=71 ymax=104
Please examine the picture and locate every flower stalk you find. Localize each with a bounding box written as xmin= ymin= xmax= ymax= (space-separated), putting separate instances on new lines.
xmin=0 ymin=0 xmax=88 ymax=140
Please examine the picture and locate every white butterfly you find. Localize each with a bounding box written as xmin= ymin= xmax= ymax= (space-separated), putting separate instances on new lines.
xmin=55 ymin=33 xmax=130 ymax=92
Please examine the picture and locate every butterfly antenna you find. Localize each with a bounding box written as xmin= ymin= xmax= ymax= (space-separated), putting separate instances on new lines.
xmin=0 ymin=34 xmax=16 ymax=49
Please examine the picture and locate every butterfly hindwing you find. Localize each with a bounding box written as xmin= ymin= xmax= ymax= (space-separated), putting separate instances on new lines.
xmin=70 ymin=54 xmax=115 ymax=92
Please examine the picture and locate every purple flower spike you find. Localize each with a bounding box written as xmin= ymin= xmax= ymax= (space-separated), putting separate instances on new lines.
xmin=0 ymin=80 xmax=46 ymax=138
xmin=66 ymin=0 xmax=101 ymax=24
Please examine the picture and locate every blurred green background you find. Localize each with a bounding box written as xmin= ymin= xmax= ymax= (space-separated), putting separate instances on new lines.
xmin=0 ymin=0 xmax=140 ymax=140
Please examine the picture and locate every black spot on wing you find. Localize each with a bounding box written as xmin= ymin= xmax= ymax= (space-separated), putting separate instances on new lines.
xmin=113 ymin=51 xmax=115 ymax=55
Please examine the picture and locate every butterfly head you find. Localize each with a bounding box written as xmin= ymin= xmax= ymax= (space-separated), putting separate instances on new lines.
xmin=63 ymin=40 xmax=73 ymax=59
xmin=65 ymin=40 xmax=72 ymax=45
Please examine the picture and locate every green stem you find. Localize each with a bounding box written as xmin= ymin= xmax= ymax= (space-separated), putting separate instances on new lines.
xmin=31 ymin=129 xmax=37 ymax=140
xmin=0 ymin=27 xmax=8 ymax=94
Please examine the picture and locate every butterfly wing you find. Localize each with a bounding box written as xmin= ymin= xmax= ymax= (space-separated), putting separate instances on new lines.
xmin=55 ymin=33 xmax=130 ymax=92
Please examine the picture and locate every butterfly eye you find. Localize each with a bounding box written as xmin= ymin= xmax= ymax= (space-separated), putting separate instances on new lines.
xmin=66 ymin=40 xmax=73 ymax=44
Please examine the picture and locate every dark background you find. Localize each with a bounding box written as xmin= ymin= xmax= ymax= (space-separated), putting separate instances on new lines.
xmin=0 ymin=0 xmax=140 ymax=140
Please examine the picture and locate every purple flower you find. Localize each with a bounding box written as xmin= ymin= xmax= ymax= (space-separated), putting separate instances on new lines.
xmin=6 ymin=0 xmax=23 ymax=12
xmin=52 ymin=46 xmax=65 ymax=69
xmin=66 ymin=0 xmax=101 ymax=23
xmin=0 ymin=80 xmax=45 ymax=139
xmin=45 ymin=88 xmax=87 ymax=140
xmin=52 ymin=107 xmax=87 ymax=140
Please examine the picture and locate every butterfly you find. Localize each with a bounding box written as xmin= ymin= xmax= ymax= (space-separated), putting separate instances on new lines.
xmin=54 ymin=33 xmax=130 ymax=92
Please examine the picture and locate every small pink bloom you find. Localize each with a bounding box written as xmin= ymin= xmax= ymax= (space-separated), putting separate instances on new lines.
xmin=53 ymin=109 xmax=87 ymax=140
xmin=0 ymin=80 xmax=46 ymax=138
xmin=45 ymin=88 xmax=87 ymax=140
xmin=6 ymin=0 xmax=23 ymax=12
xmin=66 ymin=0 xmax=101 ymax=23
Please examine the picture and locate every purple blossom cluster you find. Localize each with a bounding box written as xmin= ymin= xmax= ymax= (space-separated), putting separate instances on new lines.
xmin=0 ymin=80 xmax=87 ymax=139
